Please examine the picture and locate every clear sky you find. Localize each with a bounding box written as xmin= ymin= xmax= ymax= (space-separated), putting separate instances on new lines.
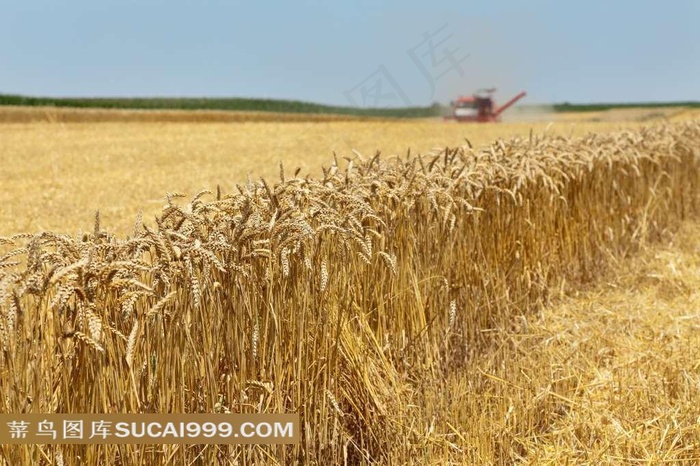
xmin=1 ymin=0 xmax=698 ymax=106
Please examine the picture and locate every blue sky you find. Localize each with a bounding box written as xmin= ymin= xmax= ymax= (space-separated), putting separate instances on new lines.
xmin=1 ymin=0 xmax=698 ymax=106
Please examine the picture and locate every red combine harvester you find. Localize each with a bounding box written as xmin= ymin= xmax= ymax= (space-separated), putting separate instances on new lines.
xmin=446 ymin=88 xmax=527 ymax=123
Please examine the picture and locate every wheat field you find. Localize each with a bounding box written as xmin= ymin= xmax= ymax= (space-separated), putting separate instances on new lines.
xmin=1 ymin=112 xmax=699 ymax=465
xmin=0 ymin=115 xmax=651 ymax=237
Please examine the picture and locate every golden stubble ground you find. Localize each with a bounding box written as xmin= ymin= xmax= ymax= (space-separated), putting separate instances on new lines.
xmin=454 ymin=220 xmax=700 ymax=463
xmin=0 ymin=116 xmax=649 ymax=237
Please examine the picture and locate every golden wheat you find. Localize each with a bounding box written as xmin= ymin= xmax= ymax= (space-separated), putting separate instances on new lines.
xmin=0 ymin=121 xmax=698 ymax=464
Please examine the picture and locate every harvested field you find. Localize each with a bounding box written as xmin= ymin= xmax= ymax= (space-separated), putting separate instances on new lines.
xmin=1 ymin=120 xmax=699 ymax=464
xmin=554 ymin=106 xmax=693 ymax=123
xmin=0 ymin=118 xmax=647 ymax=237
